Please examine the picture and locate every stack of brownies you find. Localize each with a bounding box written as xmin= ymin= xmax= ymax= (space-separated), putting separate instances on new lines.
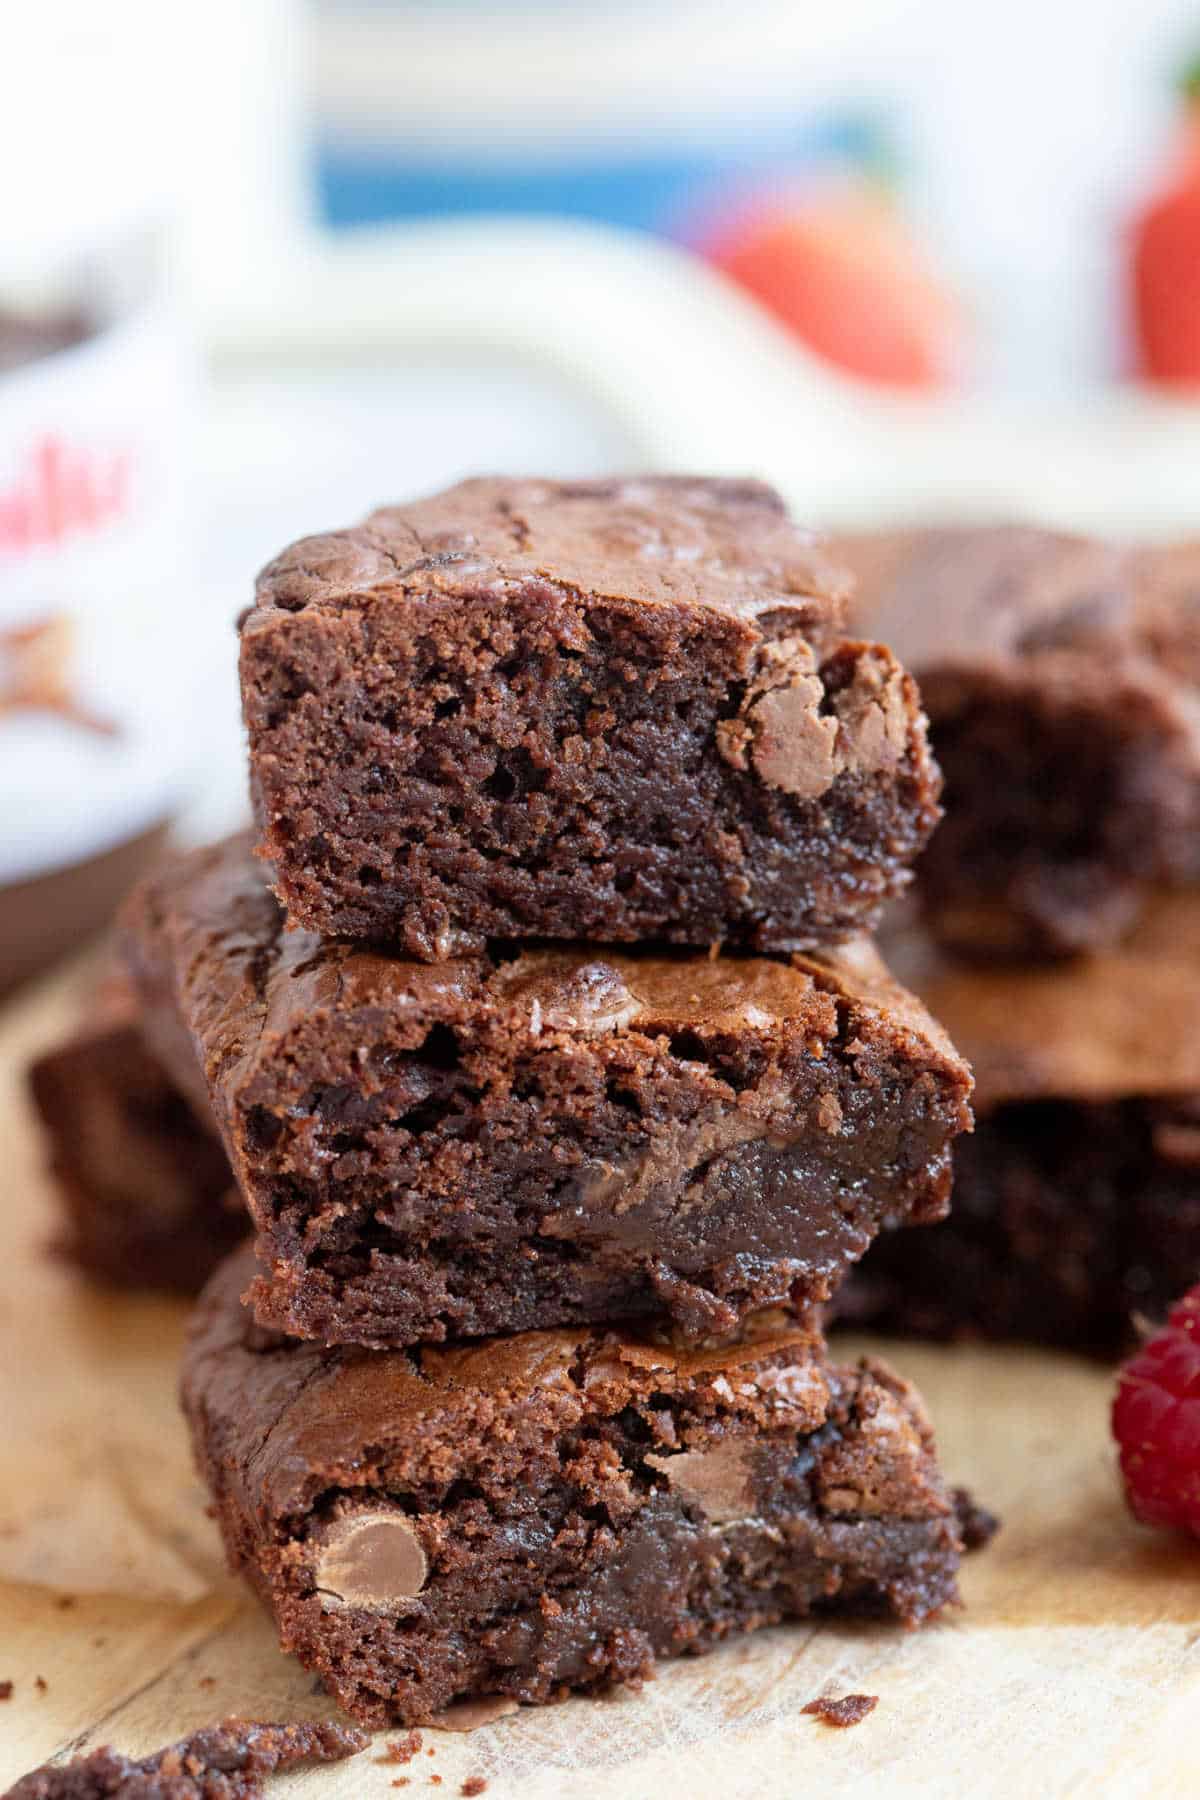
xmin=38 ymin=478 xmax=982 ymax=1725
xmin=837 ymin=526 xmax=1200 ymax=1351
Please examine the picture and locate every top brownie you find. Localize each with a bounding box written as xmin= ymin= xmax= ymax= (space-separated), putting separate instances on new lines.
xmin=836 ymin=525 xmax=1200 ymax=958
xmin=241 ymin=476 xmax=941 ymax=957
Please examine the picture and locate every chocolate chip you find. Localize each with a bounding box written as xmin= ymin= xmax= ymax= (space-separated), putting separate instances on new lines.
xmin=645 ymin=1438 xmax=757 ymax=1523
xmin=314 ymin=1510 xmax=428 ymax=1609
xmin=745 ymin=673 xmax=839 ymax=799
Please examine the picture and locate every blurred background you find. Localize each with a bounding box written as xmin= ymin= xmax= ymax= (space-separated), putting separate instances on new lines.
xmin=5 ymin=0 xmax=1200 ymax=985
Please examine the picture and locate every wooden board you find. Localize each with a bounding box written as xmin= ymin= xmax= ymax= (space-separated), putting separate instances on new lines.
xmin=2 ymin=960 xmax=1199 ymax=1799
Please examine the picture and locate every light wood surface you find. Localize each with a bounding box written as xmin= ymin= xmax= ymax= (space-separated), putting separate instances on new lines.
xmin=2 ymin=960 xmax=1199 ymax=1799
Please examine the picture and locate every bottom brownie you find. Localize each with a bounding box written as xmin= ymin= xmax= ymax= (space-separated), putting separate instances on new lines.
xmin=28 ymin=991 xmax=242 ymax=1294
xmin=184 ymin=1247 xmax=966 ymax=1727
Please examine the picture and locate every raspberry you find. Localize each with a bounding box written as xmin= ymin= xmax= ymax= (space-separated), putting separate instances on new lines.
xmin=1112 ymin=1285 xmax=1200 ymax=1536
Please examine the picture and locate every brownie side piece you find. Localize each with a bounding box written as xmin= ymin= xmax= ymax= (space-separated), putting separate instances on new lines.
xmin=240 ymin=476 xmax=941 ymax=957
xmin=842 ymin=1096 xmax=1200 ymax=1353
xmin=843 ymin=899 xmax=1200 ymax=1352
xmin=121 ymin=835 xmax=972 ymax=1347
xmin=28 ymin=988 xmax=242 ymax=1295
xmin=6 ymin=1718 xmax=367 ymax=1799
xmin=183 ymin=1247 xmax=965 ymax=1728
xmin=836 ymin=525 xmax=1200 ymax=958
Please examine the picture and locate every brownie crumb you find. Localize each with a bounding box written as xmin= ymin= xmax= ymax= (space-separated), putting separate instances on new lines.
xmin=34 ymin=1677 xmax=47 ymax=1693
xmin=376 ymin=1732 xmax=422 ymax=1765
xmin=803 ymin=1693 xmax=879 ymax=1729
xmin=462 ymin=1780 xmax=488 ymax=1796
xmin=0 ymin=1681 xmax=12 ymax=1700
xmin=953 ymin=1486 xmax=1002 ymax=1551
xmin=6 ymin=1716 xmax=368 ymax=1798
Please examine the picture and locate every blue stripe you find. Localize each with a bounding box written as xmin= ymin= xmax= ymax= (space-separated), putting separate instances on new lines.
xmin=314 ymin=117 xmax=876 ymax=236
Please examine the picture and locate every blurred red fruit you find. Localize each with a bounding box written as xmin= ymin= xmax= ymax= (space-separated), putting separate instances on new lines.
xmin=705 ymin=184 xmax=965 ymax=389
xmin=1112 ymin=1284 xmax=1200 ymax=1538
xmin=1132 ymin=65 xmax=1200 ymax=384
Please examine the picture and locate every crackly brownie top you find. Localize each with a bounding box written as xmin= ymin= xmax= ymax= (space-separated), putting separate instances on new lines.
xmin=886 ymin=891 xmax=1200 ymax=1110
xmin=245 ymin=475 xmax=852 ymax=636
xmin=187 ymin=1245 xmax=832 ymax=1519
xmin=122 ymin=835 xmax=968 ymax=1095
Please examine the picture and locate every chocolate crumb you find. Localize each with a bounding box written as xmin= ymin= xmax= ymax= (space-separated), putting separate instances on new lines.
xmin=462 ymin=1780 xmax=488 ymax=1796
xmin=34 ymin=1677 xmax=47 ymax=1693
xmin=953 ymin=1486 xmax=1001 ymax=1551
xmin=199 ymin=1676 xmax=217 ymax=1691
xmin=5 ymin=1716 xmax=368 ymax=1798
xmin=55 ymin=1597 xmax=75 ymax=1611
xmin=803 ymin=1693 xmax=879 ymax=1729
xmin=0 ymin=1682 xmax=12 ymax=1700
xmin=376 ymin=1731 xmax=422 ymax=1766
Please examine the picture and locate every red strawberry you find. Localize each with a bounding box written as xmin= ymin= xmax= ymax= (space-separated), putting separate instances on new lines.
xmin=1131 ymin=61 xmax=1200 ymax=383
xmin=704 ymin=182 xmax=965 ymax=389
xmin=1112 ymin=1284 xmax=1200 ymax=1537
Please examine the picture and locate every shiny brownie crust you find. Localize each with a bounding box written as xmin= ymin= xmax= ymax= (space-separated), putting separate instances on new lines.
xmin=241 ymin=477 xmax=941 ymax=958
xmin=183 ymin=1247 xmax=964 ymax=1727
xmin=121 ymin=835 xmax=972 ymax=1347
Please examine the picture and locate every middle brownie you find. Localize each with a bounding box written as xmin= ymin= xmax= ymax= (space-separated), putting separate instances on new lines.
xmin=121 ymin=835 xmax=972 ymax=1347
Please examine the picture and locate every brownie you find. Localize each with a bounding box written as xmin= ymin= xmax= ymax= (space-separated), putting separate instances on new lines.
xmin=240 ymin=476 xmax=941 ymax=958
xmin=183 ymin=1246 xmax=965 ymax=1728
xmin=6 ymin=1718 xmax=367 ymax=1799
xmin=121 ymin=834 xmax=972 ymax=1347
xmin=843 ymin=894 xmax=1200 ymax=1352
xmin=835 ymin=525 xmax=1200 ymax=958
xmin=28 ymin=985 xmax=242 ymax=1295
